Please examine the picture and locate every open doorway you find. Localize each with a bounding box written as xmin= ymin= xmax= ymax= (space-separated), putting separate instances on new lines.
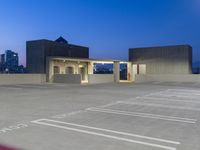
xmin=79 ymin=66 xmax=88 ymax=83
xmin=66 ymin=66 xmax=74 ymax=74
xmin=120 ymin=63 xmax=128 ymax=80
xmin=53 ymin=66 xmax=60 ymax=74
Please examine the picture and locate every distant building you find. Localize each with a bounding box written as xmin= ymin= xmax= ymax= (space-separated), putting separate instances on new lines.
xmin=0 ymin=54 xmax=5 ymax=72
xmin=0 ymin=50 xmax=25 ymax=73
xmin=17 ymin=65 xmax=26 ymax=73
xmin=26 ymin=36 xmax=89 ymax=73
xmin=4 ymin=50 xmax=19 ymax=73
xmin=0 ymin=54 xmax=5 ymax=64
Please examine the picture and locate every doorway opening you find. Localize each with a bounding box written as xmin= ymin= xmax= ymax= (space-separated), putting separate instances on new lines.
xmin=79 ymin=66 xmax=88 ymax=83
xmin=53 ymin=66 xmax=60 ymax=74
xmin=120 ymin=63 xmax=128 ymax=80
xmin=66 ymin=66 xmax=74 ymax=74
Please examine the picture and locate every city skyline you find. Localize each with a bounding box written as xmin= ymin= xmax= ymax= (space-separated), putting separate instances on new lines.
xmin=0 ymin=0 xmax=200 ymax=66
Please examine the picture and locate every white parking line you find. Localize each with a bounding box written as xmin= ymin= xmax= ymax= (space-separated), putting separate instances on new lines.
xmin=160 ymin=91 xmax=200 ymax=97
xmin=139 ymin=96 xmax=200 ymax=104
xmin=31 ymin=119 xmax=179 ymax=150
xmin=51 ymin=110 xmax=87 ymax=119
xmin=118 ymin=101 xmax=200 ymax=111
xmin=165 ymin=92 xmax=200 ymax=96
xmin=86 ymin=107 xmax=197 ymax=124
xmin=155 ymin=93 xmax=200 ymax=99
xmin=0 ymin=87 xmax=23 ymax=90
xmin=167 ymin=89 xmax=200 ymax=94
xmin=0 ymin=123 xmax=28 ymax=134
xmin=98 ymin=102 xmax=120 ymax=108
xmin=14 ymin=85 xmax=49 ymax=89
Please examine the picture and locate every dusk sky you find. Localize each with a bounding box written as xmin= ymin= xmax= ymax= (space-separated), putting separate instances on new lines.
xmin=0 ymin=0 xmax=200 ymax=66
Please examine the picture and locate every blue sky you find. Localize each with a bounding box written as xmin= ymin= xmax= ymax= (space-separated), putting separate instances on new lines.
xmin=0 ymin=0 xmax=200 ymax=66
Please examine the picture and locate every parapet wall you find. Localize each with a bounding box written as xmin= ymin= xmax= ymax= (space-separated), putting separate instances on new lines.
xmin=135 ymin=74 xmax=200 ymax=83
xmin=88 ymin=74 xmax=114 ymax=84
xmin=53 ymin=74 xmax=81 ymax=84
xmin=0 ymin=74 xmax=46 ymax=85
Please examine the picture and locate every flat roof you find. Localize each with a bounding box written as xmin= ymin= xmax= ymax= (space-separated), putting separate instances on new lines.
xmin=47 ymin=57 xmax=129 ymax=63
xmin=129 ymin=44 xmax=192 ymax=50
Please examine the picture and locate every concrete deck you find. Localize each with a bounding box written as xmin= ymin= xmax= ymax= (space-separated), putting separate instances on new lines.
xmin=0 ymin=82 xmax=200 ymax=150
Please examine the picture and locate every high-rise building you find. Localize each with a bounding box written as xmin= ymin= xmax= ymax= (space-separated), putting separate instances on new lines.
xmin=0 ymin=54 xmax=5 ymax=72
xmin=4 ymin=50 xmax=19 ymax=73
xmin=0 ymin=54 xmax=5 ymax=64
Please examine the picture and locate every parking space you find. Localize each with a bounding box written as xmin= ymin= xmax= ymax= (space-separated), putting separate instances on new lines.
xmin=0 ymin=83 xmax=200 ymax=150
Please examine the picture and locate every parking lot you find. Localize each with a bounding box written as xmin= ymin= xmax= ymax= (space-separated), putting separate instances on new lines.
xmin=0 ymin=82 xmax=200 ymax=150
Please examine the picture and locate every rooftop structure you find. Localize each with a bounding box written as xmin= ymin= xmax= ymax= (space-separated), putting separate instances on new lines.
xmin=26 ymin=37 xmax=89 ymax=73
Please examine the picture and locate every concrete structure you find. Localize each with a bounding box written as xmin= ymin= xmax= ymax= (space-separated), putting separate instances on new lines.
xmin=129 ymin=45 xmax=192 ymax=75
xmin=53 ymin=74 xmax=82 ymax=84
xmin=46 ymin=57 xmax=130 ymax=84
xmin=26 ymin=38 xmax=194 ymax=84
xmin=88 ymin=74 xmax=114 ymax=84
xmin=0 ymin=74 xmax=46 ymax=85
xmin=135 ymin=74 xmax=200 ymax=83
xmin=26 ymin=37 xmax=89 ymax=74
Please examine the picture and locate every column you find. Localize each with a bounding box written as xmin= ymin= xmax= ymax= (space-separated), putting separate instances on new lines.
xmin=114 ymin=61 xmax=120 ymax=83
xmin=46 ymin=57 xmax=54 ymax=82
xmin=88 ymin=62 xmax=94 ymax=74
xmin=127 ymin=62 xmax=133 ymax=82
xmin=74 ymin=63 xmax=79 ymax=74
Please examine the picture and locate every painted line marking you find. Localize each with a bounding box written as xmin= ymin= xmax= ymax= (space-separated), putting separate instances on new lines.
xmin=0 ymin=87 xmax=23 ymax=90
xmin=140 ymin=96 xmax=200 ymax=104
xmin=14 ymin=85 xmax=49 ymax=89
xmin=157 ymin=93 xmax=200 ymax=99
xmin=31 ymin=119 xmax=179 ymax=150
xmin=0 ymin=123 xmax=28 ymax=134
xmin=165 ymin=91 xmax=200 ymax=96
xmin=167 ymin=89 xmax=200 ymax=94
xmin=32 ymin=119 xmax=180 ymax=144
xmin=119 ymin=90 xmax=170 ymax=103
xmin=98 ymin=102 xmax=120 ymax=108
xmin=51 ymin=110 xmax=87 ymax=119
xmin=160 ymin=92 xmax=200 ymax=97
xmin=86 ymin=107 xmax=196 ymax=124
xmin=154 ymin=93 xmax=200 ymax=99
xmin=118 ymin=101 xmax=200 ymax=111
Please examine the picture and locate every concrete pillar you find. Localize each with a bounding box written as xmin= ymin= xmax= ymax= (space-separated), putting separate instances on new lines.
xmin=60 ymin=62 xmax=65 ymax=74
xmin=74 ymin=63 xmax=79 ymax=74
xmin=114 ymin=61 xmax=120 ymax=83
xmin=88 ymin=62 xmax=94 ymax=74
xmin=127 ymin=62 xmax=133 ymax=82
xmin=46 ymin=57 xmax=54 ymax=82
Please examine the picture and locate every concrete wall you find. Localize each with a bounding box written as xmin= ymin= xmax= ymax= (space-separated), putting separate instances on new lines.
xmin=26 ymin=40 xmax=46 ymax=74
xmin=129 ymin=45 xmax=192 ymax=74
xmin=88 ymin=74 xmax=114 ymax=84
xmin=135 ymin=74 xmax=200 ymax=83
xmin=0 ymin=74 xmax=46 ymax=85
xmin=53 ymin=74 xmax=81 ymax=84
xmin=46 ymin=58 xmax=88 ymax=83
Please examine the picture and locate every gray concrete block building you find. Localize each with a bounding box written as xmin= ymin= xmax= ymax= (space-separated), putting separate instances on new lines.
xmin=26 ymin=37 xmax=89 ymax=73
xmin=129 ymin=45 xmax=192 ymax=74
xmin=26 ymin=36 xmax=194 ymax=84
